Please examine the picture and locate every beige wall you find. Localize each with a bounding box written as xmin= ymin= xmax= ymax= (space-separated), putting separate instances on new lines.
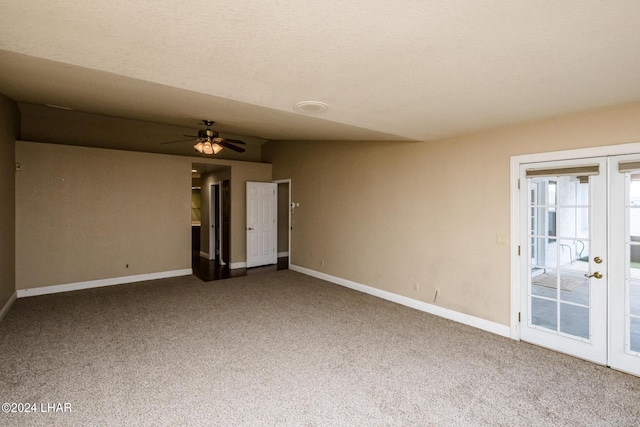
xmin=15 ymin=141 xmax=192 ymax=289
xmin=0 ymin=95 xmax=19 ymax=307
xmin=19 ymin=103 xmax=265 ymax=162
xmin=15 ymin=140 xmax=273 ymax=289
xmin=263 ymin=103 xmax=640 ymax=326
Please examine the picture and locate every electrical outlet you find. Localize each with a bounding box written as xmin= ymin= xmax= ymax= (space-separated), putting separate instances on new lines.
xmin=413 ymin=282 xmax=419 ymax=291
xmin=496 ymin=234 xmax=507 ymax=245
xmin=320 ymin=260 xmax=325 ymax=267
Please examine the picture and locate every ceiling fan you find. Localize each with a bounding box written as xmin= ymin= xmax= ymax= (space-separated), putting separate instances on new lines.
xmin=161 ymin=120 xmax=246 ymax=155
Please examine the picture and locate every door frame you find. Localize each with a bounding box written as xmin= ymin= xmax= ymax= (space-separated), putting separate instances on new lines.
xmin=209 ymin=182 xmax=223 ymax=264
xmin=273 ymin=178 xmax=292 ymax=268
xmin=221 ymin=179 xmax=231 ymax=265
xmin=510 ymin=142 xmax=640 ymax=342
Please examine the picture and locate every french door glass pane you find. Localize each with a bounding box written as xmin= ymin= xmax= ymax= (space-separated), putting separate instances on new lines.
xmin=630 ymin=281 xmax=640 ymax=317
xmin=559 ymin=273 xmax=590 ymax=306
xmin=530 ymin=207 xmax=555 ymax=236
xmin=529 ymin=175 xmax=591 ymax=339
xmin=556 ymin=175 xmax=589 ymax=205
xmin=630 ymin=246 xmax=640 ymax=280
xmin=558 ymin=239 xmax=590 ymax=270
xmin=531 ymin=267 xmax=557 ymax=298
xmin=556 ymin=208 xmax=589 ymax=239
xmin=531 ymin=297 xmax=557 ymax=330
xmin=628 ymin=178 xmax=640 ymax=354
xmin=531 ymin=238 xmax=558 ymax=268
xmin=630 ymin=317 xmax=640 ymax=353
xmin=560 ymin=303 xmax=589 ymax=339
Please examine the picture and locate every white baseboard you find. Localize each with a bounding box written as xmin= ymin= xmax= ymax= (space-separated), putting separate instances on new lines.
xmin=17 ymin=269 xmax=193 ymax=298
xmin=199 ymin=251 xmax=213 ymax=260
xmin=278 ymin=252 xmax=289 ymax=258
xmin=0 ymin=291 xmax=17 ymax=322
xmin=290 ymin=264 xmax=511 ymax=339
xmin=229 ymin=262 xmax=247 ymax=270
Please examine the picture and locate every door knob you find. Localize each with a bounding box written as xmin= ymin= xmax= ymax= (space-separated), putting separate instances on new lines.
xmin=585 ymin=271 xmax=603 ymax=279
xmin=247 ymin=227 xmax=254 ymax=231
xmin=594 ymin=256 xmax=603 ymax=264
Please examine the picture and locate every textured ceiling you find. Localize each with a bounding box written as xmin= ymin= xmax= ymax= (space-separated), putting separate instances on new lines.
xmin=1 ymin=1 xmax=640 ymax=148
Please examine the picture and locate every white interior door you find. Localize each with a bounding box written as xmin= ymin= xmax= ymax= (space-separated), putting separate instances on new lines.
xmin=520 ymin=158 xmax=608 ymax=364
xmin=246 ymin=182 xmax=277 ymax=268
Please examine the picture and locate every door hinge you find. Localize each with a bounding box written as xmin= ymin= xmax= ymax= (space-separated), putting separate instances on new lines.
xmin=517 ymin=179 xmax=520 ymax=189
xmin=518 ymin=312 xmax=521 ymax=322
xmin=518 ymin=246 xmax=521 ymax=256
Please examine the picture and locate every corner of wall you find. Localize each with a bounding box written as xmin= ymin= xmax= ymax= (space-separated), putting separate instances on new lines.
xmin=0 ymin=291 xmax=17 ymax=322
xmin=0 ymin=94 xmax=19 ymax=316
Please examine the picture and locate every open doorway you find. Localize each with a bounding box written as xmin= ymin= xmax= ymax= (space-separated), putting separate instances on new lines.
xmin=191 ymin=179 xmax=202 ymax=257
xmin=221 ymin=179 xmax=231 ymax=265
xmin=191 ymin=164 xmax=235 ymax=281
xmin=192 ymin=165 xmax=290 ymax=281
xmin=275 ymin=179 xmax=291 ymax=269
xmin=209 ymin=182 xmax=222 ymax=264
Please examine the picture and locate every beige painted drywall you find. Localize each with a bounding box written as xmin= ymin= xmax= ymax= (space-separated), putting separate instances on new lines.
xmin=19 ymin=103 xmax=265 ymax=162
xmin=15 ymin=140 xmax=273 ymax=290
xmin=263 ymin=103 xmax=640 ymax=326
xmin=15 ymin=141 xmax=193 ymax=289
xmin=0 ymin=95 xmax=19 ymax=307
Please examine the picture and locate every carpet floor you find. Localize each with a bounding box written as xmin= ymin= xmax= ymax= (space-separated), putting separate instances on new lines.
xmin=1 ymin=270 xmax=639 ymax=426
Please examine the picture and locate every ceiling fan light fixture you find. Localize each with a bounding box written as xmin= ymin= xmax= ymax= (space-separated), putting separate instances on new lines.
xmin=202 ymin=140 xmax=214 ymax=155
xmin=212 ymin=143 xmax=223 ymax=154
xmin=194 ymin=138 xmax=223 ymax=155
xmin=165 ymin=120 xmax=243 ymax=155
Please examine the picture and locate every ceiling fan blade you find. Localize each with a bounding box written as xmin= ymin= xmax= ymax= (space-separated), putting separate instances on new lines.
xmin=160 ymin=138 xmax=195 ymax=145
xmin=221 ymin=138 xmax=246 ymax=145
xmin=218 ymin=141 xmax=246 ymax=153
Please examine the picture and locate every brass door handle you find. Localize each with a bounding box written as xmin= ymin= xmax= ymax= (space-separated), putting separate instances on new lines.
xmin=585 ymin=272 xmax=603 ymax=279
xmin=594 ymin=256 xmax=603 ymax=264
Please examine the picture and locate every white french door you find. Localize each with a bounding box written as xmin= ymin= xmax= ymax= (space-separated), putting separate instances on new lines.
xmin=511 ymin=148 xmax=640 ymax=376
xmin=520 ymin=158 xmax=608 ymax=364
xmin=609 ymin=155 xmax=640 ymax=376
xmin=519 ymin=155 xmax=640 ymax=376
xmin=246 ymin=182 xmax=277 ymax=268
